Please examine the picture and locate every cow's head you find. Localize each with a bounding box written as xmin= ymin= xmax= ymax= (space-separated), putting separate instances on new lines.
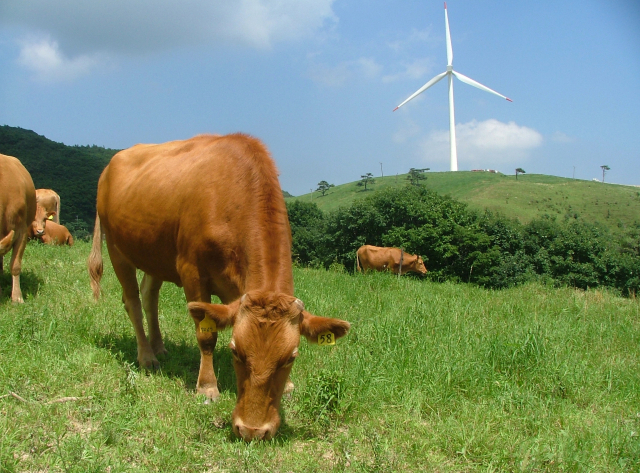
xmin=31 ymin=204 xmax=56 ymax=237
xmin=414 ymin=256 xmax=428 ymax=275
xmin=188 ymin=290 xmax=350 ymax=441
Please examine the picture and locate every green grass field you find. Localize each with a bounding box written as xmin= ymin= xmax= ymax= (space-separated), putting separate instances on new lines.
xmin=289 ymin=172 xmax=640 ymax=231
xmin=1 ymin=241 xmax=639 ymax=472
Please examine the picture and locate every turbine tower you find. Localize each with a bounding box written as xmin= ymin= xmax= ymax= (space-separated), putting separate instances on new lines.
xmin=394 ymin=2 xmax=512 ymax=171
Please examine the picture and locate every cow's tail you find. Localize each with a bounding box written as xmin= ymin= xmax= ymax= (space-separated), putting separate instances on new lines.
xmin=67 ymin=233 xmax=74 ymax=247
xmin=87 ymin=212 xmax=104 ymax=300
xmin=356 ymin=250 xmax=362 ymax=272
xmin=0 ymin=230 xmax=15 ymax=257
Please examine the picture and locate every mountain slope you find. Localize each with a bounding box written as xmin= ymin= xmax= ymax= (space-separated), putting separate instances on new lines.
xmin=0 ymin=126 xmax=119 ymax=226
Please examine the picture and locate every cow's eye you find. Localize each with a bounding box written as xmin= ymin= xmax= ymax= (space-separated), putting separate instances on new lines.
xmin=283 ymin=349 xmax=298 ymax=367
xmin=230 ymin=348 xmax=241 ymax=361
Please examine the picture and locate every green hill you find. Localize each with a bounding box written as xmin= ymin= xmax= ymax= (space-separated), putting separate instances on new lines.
xmin=2 ymin=125 xmax=639 ymax=233
xmin=289 ymin=171 xmax=640 ymax=230
xmin=0 ymin=126 xmax=119 ymax=228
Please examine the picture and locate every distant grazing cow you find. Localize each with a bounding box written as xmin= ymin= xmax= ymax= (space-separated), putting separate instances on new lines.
xmin=35 ymin=189 xmax=61 ymax=224
xmin=0 ymin=154 xmax=36 ymax=303
xmin=87 ymin=133 xmax=350 ymax=441
xmin=356 ymin=245 xmax=427 ymax=276
xmin=32 ymin=220 xmax=74 ymax=246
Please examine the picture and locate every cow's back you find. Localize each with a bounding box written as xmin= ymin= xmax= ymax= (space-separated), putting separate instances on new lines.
xmin=357 ymin=245 xmax=390 ymax=271
xmin=0 ymin=154 xmax=36 ymax=238
xmin=97 ymin=134 xmax=293 ymax=299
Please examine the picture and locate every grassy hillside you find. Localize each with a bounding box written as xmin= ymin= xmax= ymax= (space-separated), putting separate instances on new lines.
xmin=290 ymin=171 xmax=640 ymax=230
xmin=0 ymin=126 xmax=119 ymax=227
xmin=1 ymin=241 xmax=639 ymax=471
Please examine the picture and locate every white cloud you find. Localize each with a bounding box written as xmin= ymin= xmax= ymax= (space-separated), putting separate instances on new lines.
xmin=552 ymin=131 xmax=575 ymax=143
xmin=387 ymin=28 xmax=434 ymax=53
xmin=17 ymin=36 xmax=103 ymax=81
xmin=308 ymin=57 xmax=382 ymax=87
xmin=1 ymin=1 xmax=337 ymax=71
xmin=383 ymin=58 xmax=435 ymax=84
xmin=419 ymin=119 xmax=543 ymax=169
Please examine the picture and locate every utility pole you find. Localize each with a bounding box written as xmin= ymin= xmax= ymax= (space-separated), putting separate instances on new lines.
xmin=380 ymin=162 xmax=384 ymax=178
xmin=573 ymin=166 xmax=575 ymax=179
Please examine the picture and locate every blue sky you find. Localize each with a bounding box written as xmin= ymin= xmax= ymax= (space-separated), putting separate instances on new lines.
xmin=1 ymin=0 xmax=639 ymax=195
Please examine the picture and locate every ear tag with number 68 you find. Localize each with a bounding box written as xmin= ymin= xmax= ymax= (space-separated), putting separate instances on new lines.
xmin=199 ymin=317 xmax=217 ymax=334
xmin=318 ymin=331 xmax=335 ymax=346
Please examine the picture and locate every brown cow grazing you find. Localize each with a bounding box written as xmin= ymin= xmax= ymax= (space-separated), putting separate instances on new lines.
xmin=356 ymin=245 xmax=427 ymax=276
xmin=35 ymin=189 xmax=61 ymax=224
xmin=0 ymin=154 xmax=37 ymax=303
xmin=33 ymin=220 xmax=74 ymax=246
xmin=87 ymin=133 xmax=350 ymax=441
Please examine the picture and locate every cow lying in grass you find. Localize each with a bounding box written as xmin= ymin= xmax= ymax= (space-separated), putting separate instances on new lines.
xmin=31 ymin=220 xmax=74 ymax=246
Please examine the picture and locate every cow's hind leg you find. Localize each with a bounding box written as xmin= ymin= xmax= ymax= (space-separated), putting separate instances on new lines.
xmin=108 ymin=242 xmax=159 ymax=369
xmin=140 ymin=273 xmax=167 ymax=357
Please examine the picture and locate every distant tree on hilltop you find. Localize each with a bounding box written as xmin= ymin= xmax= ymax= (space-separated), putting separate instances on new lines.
xmin=357 ymin=173 xmax=375 ymax=191
xmin=316 ymin=180 xmax=334 ymax=197
xmin=515 ymin=168 xmax=526 ymax=180
xmin=407 ymin=168 xmax=429 ymax=185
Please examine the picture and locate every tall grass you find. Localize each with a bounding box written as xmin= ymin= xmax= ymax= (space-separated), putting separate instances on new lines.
xmin=1 ymin=241 xmax=639 ymax=471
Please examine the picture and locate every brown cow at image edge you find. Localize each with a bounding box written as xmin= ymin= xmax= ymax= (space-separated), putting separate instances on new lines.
xmin=87 ymin=133 xmax=350 ymax=441
xmin=0 ymin=154 xmax=36 ymax=303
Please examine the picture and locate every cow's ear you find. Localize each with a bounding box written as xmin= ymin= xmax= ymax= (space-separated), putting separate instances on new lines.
xmin=188 ymin=300 xmax=239 ymax=330
xmin=300 ymin=310 xmax=350 ymax=344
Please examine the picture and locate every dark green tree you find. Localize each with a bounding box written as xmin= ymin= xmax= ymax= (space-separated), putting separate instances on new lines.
xmin=316 ymin=180 xmax=334 ymax=197
xmin=356 ymin=173 xmax=375 ymax=191
xmin=515 ymin=168 xmax=526 ymax=180
xmin=406 ymin=168 xmax=429 ymax=185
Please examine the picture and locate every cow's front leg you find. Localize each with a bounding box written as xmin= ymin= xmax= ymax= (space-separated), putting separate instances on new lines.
xmin=9 ymin=232 xmax=27 ymax=303
xmin=194 ymin=321 xmax=220 ymax=401
xmin=182 ymin=269 xmax=219 ymax=401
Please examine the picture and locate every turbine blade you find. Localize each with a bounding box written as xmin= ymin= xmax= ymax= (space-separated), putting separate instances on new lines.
xmin=452 ymin=70 xmax=512 ymax=101
xmin=394 ymin=72 xmax=448 ymax=111
xmin=444 ymin=3 xmax=453 ymax=66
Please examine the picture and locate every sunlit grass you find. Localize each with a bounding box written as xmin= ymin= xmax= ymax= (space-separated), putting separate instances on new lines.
xmin=0 ymin=241 xmax=638 ymax=471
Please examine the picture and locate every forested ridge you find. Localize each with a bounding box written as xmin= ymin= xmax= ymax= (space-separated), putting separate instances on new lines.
xmin=0 ymin=125 xmax=119 ymax=233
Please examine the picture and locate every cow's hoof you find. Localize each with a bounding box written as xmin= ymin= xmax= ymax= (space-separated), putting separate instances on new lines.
xmin=139 ymin=357 xmax=160 ymax=371
xmin=197 ymin=385 xmax=220 ymax=402
xmin=153 ymin=345 xmax=168 ymax=356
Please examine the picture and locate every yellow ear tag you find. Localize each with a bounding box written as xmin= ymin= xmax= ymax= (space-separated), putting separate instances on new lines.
xmin=318 ymin=331 xmax=335 ymax=346
xmin=47 ymin=215 xmax=54 ymax=220
xmin=199 ymin=317 xmax=217 ymax=334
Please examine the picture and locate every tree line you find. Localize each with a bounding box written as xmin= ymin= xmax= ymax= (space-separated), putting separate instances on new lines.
xmin=0 ymin=126 xmax=119 ymax=239
xmin=288 ymin=185 xmax=640 ymax=296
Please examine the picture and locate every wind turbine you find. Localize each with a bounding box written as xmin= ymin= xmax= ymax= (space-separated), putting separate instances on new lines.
xmin=394 ymin=2 xmax=512 ymax=172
